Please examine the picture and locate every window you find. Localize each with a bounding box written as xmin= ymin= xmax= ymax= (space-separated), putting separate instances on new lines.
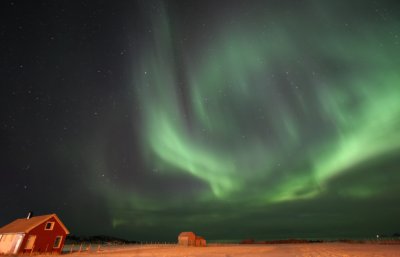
xmin=45 ymin=222 xmax=55 ymax=230
xmin=25 ymin=235 xmax=36 ymax=249
xmin=53 ymin=236 xmax=62 ymax=248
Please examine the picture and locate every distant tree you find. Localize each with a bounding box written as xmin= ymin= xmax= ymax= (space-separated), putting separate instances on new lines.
xmin=240 ymin=239 xmax=255 ymax=244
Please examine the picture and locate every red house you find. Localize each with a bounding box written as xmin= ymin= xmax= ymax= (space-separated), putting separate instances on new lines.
xmin=178 ymin=232 xmax=206 ymax=246
xmin=0 ymin=213 xmax=69 ymax=255
xmin=178 ymin=232 xmax=196 ymax=246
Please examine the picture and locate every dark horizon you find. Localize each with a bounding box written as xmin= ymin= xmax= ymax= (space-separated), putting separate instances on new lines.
xmin=65 ymin=233 xmax=400 ymax=243
xmin=2 ymin=0 xmax=400 ymax=242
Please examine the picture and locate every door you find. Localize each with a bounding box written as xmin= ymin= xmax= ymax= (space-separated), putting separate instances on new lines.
xmin=24 ymin=235 xmax=36 ymax=250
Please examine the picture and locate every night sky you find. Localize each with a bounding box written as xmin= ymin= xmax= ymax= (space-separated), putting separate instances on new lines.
xmin=2 ymin=0 xmax=400 ymax=242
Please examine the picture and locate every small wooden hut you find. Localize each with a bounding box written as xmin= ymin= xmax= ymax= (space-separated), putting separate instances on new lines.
xmin=178 ymin=232 xmax=206 ymax=246
xmin=195 ymin=236 xmax=206 ymax=246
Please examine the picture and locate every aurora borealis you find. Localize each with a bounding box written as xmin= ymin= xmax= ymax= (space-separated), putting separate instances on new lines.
xmin=2 ymin=0 xmax=400 ymax=241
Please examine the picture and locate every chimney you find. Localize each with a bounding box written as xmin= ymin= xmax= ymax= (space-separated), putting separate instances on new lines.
xmin=27 ymin=211 xmax=33 ymax=219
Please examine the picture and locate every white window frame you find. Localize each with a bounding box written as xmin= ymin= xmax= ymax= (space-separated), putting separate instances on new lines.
xmin=45 ymin=222 xmax=55 ymax=230
xmin=53 ymin=236 xmax=63 ymax=248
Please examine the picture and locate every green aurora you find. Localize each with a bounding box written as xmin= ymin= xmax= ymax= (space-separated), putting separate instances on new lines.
xmin=99 ymin=1 xmax=400 ymax=240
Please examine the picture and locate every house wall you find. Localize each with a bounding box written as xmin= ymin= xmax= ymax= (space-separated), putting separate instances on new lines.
xmin=178 ymin=235 xmax=196 ymax=246
xmin=198 ymin=238 xmax=206 ymax=246
xmin=18 ymin=217 xmax=67 ymax=254
xmin=0 ymin=233 xmax=24 ymax=254
xmin=178 ymin=237 xmax=188 ymax=245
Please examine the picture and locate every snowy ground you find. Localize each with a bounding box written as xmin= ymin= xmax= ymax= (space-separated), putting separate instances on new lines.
xmin=60 ymin=243 xmax=400 ymax=257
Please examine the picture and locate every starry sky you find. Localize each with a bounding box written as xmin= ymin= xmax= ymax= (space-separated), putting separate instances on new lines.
xmin=1 ymin=0 xmax=400 ymax=242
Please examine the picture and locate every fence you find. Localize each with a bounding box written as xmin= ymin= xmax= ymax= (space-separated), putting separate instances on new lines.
xmin=62 ymin=242 xmax=181 ymax=254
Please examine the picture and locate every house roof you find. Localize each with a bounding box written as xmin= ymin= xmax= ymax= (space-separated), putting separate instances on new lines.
xmin=178 ymin=231 xmax=196 ymax=237
xmin=0 ymin=214 xmax=69 ymax=234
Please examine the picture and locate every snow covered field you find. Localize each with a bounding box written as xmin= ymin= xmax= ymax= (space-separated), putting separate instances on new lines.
xmin=62 ymin=243 xmax=400 ymax=257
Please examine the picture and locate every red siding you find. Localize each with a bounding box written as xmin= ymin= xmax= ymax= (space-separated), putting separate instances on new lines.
xmin=178 ymin=233 xmax=196 ymax=246
xmin=18 ymin=217 xmax=67 ymax=254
